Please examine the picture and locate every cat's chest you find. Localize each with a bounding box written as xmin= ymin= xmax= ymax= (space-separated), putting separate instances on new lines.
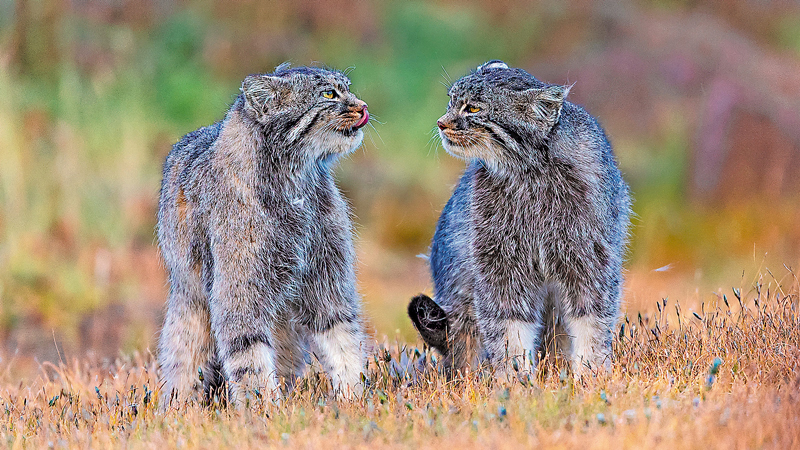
xmin=290 ymin=183 xmax=350 ymax=240
xmin=468 ymin=170 xmax=574 ymax=276
xmin=471 ymin=162 xmax=591 ymax=227
xmin=470 ymin=175 xmax=555 ymax=236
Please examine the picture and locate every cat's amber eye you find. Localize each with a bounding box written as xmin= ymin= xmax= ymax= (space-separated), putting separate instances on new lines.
xmin=466 ymin=105 xmax=481 ymax=113
xmin=322 ymin=89 xmax=337 ymax=99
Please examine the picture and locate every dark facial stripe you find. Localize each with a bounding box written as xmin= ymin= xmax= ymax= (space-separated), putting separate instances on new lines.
xmin=284 ymin=105 xmax=319 ymax=135
xmin=493 ymin=121 xmax=529 ymax=148
xmin=288 ymin=104 xmax=338 ymax=141
xmin=296 ymin=110 xmax=323 ymax=138
xmin=482 ymin=123 xmax=514 ymax=151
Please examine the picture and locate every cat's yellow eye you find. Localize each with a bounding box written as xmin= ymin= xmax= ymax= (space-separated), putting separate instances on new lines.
xmin=467 ymin=105 xmax=481 ymax=113
xmin=322 ymin=90 xmax=336 ymax=99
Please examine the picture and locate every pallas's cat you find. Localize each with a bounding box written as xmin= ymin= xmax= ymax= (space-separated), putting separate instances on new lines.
xmin=158 ymin=64 xmax=369 ymax=405
xmin=409 ymin=61 xmax=631 ymax=378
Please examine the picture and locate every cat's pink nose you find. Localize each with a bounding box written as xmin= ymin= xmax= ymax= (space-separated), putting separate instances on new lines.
xmin=352 ymin=101 xmax=367 ymax=112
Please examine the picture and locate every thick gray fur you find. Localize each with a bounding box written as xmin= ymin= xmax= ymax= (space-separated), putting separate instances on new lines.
xmin=409 ymin=60 xmax=631 ymax=378
xmin=157 ymin=64 xmax=368 ymax=406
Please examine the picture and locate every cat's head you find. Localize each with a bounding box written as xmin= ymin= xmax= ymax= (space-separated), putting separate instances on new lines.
xmin=240 ymin=63 xmax=369 ymax=158
xmin=438 ymin=60 xmax=570 ymax=167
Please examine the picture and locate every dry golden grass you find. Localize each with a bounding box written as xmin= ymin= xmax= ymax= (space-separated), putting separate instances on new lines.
xmin=2 ymin=272 xmax=799 ymax=449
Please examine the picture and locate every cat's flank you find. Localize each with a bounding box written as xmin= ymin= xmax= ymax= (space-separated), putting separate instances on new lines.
xmin=158 ymin=64 xmax=369 ymax=406
xmin=409 ymin=61 xmax=631 ymax=378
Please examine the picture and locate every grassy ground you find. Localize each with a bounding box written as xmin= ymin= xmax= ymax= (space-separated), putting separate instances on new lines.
xmin=1 ymin=271 xmax=798 ymax=449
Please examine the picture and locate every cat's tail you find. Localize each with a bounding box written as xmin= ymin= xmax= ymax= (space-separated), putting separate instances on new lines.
xmin=408 ymin=294 xmax=449 ymax=354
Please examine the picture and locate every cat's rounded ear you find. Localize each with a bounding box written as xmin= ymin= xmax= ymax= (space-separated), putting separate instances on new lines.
xmin=516 ymin=83 xmax=572 ymax=129
xmin=241 ymin=74 xmax=292 ymax=116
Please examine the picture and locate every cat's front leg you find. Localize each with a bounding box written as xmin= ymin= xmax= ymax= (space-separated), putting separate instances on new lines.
xmin=470 ymin=243 xmax=549 ymax=379
xmin=476 ymin=310 xmax=543 ymax=379
xmin=473 ymin=283 xmax=548 ymax=381
xmin=208 ymin=224 xmax=298 ymax=407
xmin=310 ymin=317 xmax=365 ymax=397
xmin=564 ymin=312 xmax=614 ymax=377
xmin=298 ymin=248 xmax=366 ymax=396
xmin=210 ymin=272 xmax=279 ymax=407
xmin=299 ymin=197 xmax=366 ymax=398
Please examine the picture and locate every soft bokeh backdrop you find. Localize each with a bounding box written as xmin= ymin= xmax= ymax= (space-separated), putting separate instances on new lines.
xmin=2 ymin=0 xmax=800 ymax=375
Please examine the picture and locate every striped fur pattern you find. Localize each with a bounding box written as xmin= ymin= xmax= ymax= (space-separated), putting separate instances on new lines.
xmin=409 ymin=60 xmax=631 ymax=378
xmin=157 ymin=64 xmax=368 ymax=406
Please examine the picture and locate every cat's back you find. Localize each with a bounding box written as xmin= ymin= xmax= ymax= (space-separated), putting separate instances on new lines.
xmin=556 ymin=101 xmax=631 ymax=247
xmin=557 ymin=102 xmax=625 ymax=185
xmin=158 ymin=121 xmax=223 ymax=254
xmin=430 ymin=162 xmax=479 ymax=298
xmin=161 ymin=121 xmax=223 ymax=196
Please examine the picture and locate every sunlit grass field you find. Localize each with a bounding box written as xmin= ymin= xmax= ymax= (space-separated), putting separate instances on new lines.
xmin=1 ymin=271 xmax=798 ymax=449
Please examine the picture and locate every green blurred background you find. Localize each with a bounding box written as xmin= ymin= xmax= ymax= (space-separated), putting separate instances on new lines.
xmin=2 ymin=0 xmax=800 ymax=369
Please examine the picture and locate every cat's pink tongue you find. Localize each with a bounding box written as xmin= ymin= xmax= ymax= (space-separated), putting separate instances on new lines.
xmin=355 ymin=109 xmax=369 ymax=128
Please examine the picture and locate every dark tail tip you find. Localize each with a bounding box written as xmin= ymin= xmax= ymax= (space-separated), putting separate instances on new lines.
xmin=408 ymin=294 xmax=449 ymax=351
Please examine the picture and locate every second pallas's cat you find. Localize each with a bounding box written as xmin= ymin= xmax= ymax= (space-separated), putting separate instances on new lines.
xmin=409 ymin=60 xmax=631 ymax=378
